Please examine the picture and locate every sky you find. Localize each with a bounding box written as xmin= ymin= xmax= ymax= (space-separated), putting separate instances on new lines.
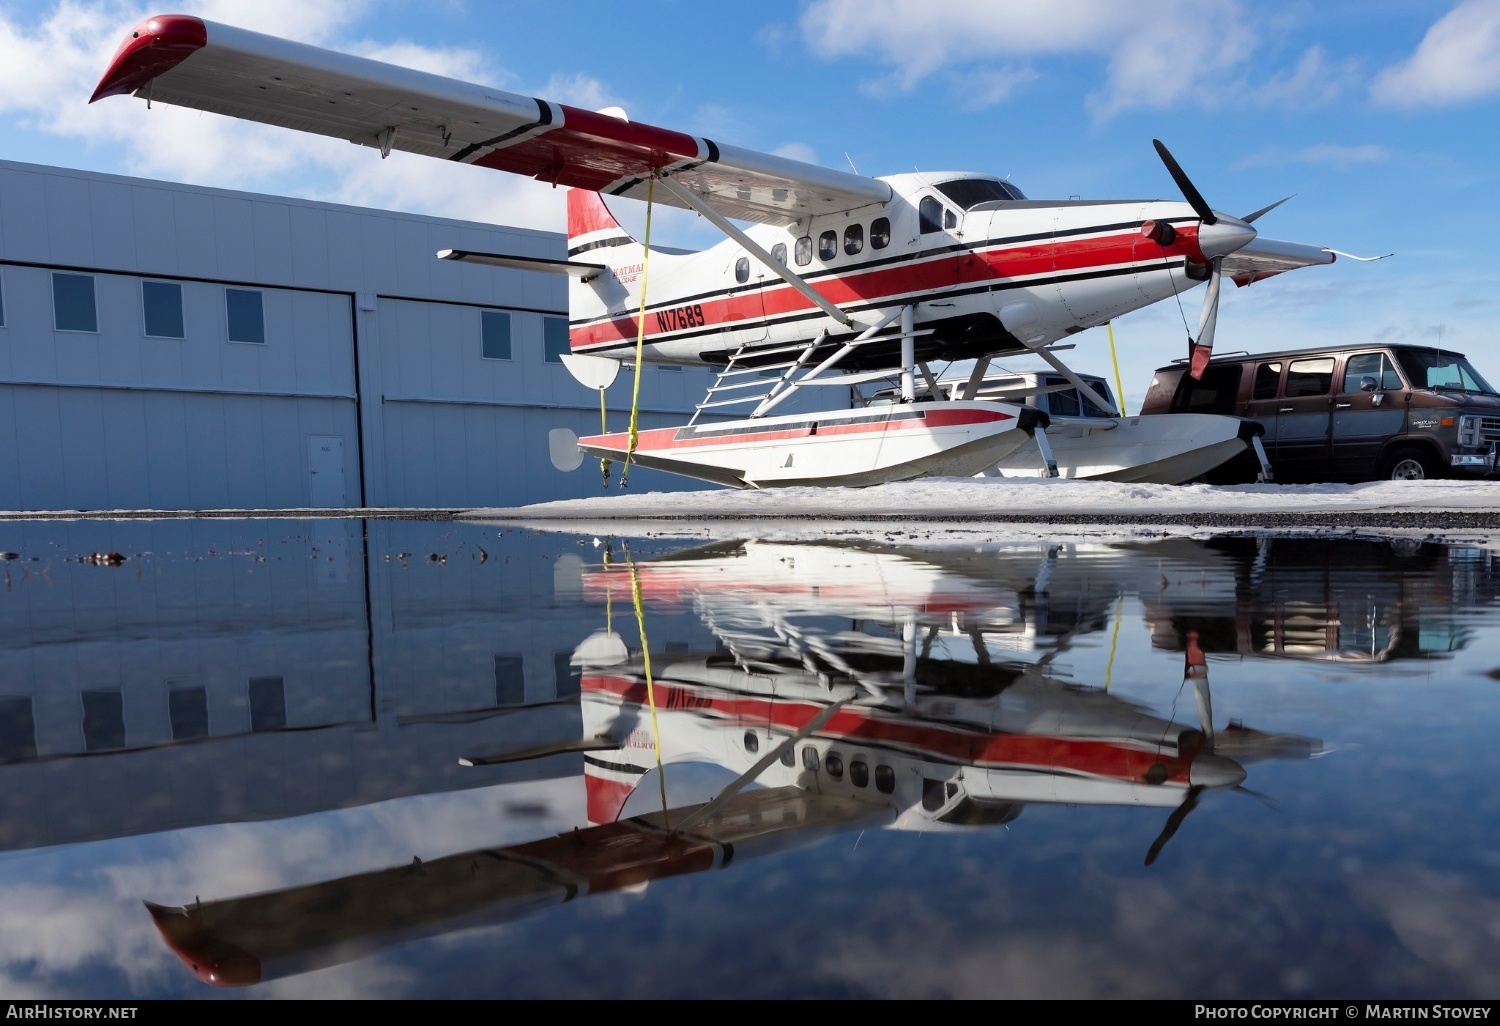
xmin=1 ymin=0 xmax=1498 ymax=411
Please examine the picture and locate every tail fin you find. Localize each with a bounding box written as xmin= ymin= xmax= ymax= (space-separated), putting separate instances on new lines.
xmin=567 ymin=188 xmax=634 ymax=257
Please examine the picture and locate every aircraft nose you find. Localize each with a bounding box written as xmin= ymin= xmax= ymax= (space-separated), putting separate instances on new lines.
xmin=1187 ymin=753 xmax=1247 ymax=789
xmin=1196 ymin=217 xmax=1256 ymax=260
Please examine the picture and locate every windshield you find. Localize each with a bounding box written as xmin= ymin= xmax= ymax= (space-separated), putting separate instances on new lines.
xmin=1394 ymin=350 xmax=1497 ymax=394
xmin=935 ymin=178 xmax=1025 ymax=208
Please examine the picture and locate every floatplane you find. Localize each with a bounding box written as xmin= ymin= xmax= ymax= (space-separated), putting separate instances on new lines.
xmin=143 ymin=538 xmax=1320 ymax=986
xmin=91 ymin=15 xmax=1376 ymax=489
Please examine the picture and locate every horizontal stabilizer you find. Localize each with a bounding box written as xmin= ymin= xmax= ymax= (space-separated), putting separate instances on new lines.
xmin=459 ymin=736 xmax=617 ymax=767
xmin=437 ymin=248 xmax=606 ymax=279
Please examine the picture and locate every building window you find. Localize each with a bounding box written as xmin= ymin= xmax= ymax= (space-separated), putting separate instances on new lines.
xmin=871 ymin=217 xmax=891 ymax=250
xmin=142 ymin=281 xmax=185 ymax=339
xmin=82 ymin=689 xmax=125 ymax=752
xmin=495 ymin=654 xmax=525 ymax=706
xmin=794 ymin=236 xmax=812 ymax=266
xmin=225 ymin=288 xmax=265 ymax=344
xmin=844 ymin=223 xmax=864 ymax=256
xmin=818 ymin=230 xmax=837 ymax=261
xmin=248 ymin=676 xmax=286 ymax=731
xmin=481 ymin=309 xmax=511 ymax=360
xmin=0 ymin=697 xmax=36 ymax=763
xmin=554 ymin=650 xmax=579 ymax=700
xmin=543 ymin=316 xmax=569 ymax=363
xmin=52 ymin=272 xmax=97 ymax=332
xmin=168 ymin=685 xmax=209 ymax=740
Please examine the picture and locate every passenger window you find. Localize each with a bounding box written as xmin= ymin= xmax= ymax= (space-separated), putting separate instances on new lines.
xmin=794 ymin=236 xmax=812 ymax=266
xmin=844 ymin=223 xmax=864 ymax=256
xmin=818 ymin=230 xmax=838 ymax=261
xmin=734 ymin=256 xmax=750 ymax=283
xmin=743 ymin=730 xmax=759 ymax=753
xmin=919 ymin=196 xmax=944 ymax=234
xmin=875 ymin=765 xmax=895 ymax=794
xmin=850 ymin=760 xmax=869 ymax=788
xmin=1285 ymin=358 xmax=1335 ymax=397
xmin=870 ymin=217 xmax=890 ymax=249
xmin=1343 ymin=353 xmax=1403 ymax=392
xmin=780 ymin=744 xmax=796 ymax=767
xmin=944 ymin=208 xmax=957 ymax=230
xmin=802 ymin=746 xmax=819 ymax=772
xmin=1252 ymin=362 xmax=1282 ymax=400
xmin=772 ymin=242 xmax=787 ymax=265
xmin=825 ymin=752 xmax=844 ymax=780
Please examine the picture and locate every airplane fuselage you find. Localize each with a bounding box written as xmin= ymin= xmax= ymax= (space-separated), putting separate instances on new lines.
xmin=568 ymin=172 xmax=1243 ymax=371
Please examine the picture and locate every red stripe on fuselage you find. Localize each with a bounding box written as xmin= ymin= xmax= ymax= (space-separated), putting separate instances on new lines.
xmin=569 ymin=224 xmax=1203 ymax=350
xmin=584 ymin=675 xmax=1193 ymax=785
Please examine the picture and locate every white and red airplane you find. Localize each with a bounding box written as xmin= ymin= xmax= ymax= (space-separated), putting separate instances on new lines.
xmin=141 ymin=537 xmax=1320 ymax=987
xmin=92 ymin=14 xmax=1366 ymax=489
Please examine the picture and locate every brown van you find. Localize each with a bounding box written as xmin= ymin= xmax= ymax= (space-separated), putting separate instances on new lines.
xmin=1140 ymin=343 xmax=1500 ymax=482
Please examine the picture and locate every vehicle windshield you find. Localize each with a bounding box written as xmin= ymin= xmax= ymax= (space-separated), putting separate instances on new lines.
xmin=1394 ymin=350 xmax=1497 ymax=394
xmin=935 ymin=178 xmax=1026 ymax=208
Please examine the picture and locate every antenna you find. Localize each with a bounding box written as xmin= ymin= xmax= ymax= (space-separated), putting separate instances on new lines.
xmin=844 ymin=152 xmax=859 ymax=175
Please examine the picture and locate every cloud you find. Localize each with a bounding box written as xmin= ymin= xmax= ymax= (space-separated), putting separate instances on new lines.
xmin=796 ymin=0 xmax=1256 ymax=116
xmin=0 ymin=1 xmax=623 ymax=235
xmin=1255 ymin=46 xmax=1361 ymax=107
xmin=1372 ymin=0 xmax=1500 ymax=107
xmin=1237 ymin=144 xmax=1392 ymax=171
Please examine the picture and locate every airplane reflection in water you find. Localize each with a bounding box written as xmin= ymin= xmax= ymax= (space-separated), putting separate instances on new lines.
xmin=145 ymin=537 xmax=1323 ymax=987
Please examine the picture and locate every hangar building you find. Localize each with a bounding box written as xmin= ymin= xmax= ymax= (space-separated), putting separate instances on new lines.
xmin=0 ymin=158 xmax=719 ymax=511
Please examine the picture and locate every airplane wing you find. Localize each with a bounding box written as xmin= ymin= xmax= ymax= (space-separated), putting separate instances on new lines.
xmin=1221 ymin=236 xmax=1337 ymax=287
xmin=91 ymin=15 xmax=892 ymax=227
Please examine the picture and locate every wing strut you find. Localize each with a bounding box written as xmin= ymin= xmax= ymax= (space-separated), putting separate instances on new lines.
xmin=654 ymin=174 xmax=853 ymax=328
xmin=1022 ymin=339 xmax=1120 ymax=416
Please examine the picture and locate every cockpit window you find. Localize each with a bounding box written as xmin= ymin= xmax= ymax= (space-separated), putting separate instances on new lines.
xmin=936 ymin=178 xmax=1025 ymax=208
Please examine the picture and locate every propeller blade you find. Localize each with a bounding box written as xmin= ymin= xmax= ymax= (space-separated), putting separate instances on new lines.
xmin=1243 ymin=195 xmax=1294 ymax=224
xmin=1153 ymin=139 xmax=1217 ymax=225
xmin=1144 ymin=785 xmax=1204 ymax=866
xmin=1187 ymin=257 xmax=1223 ymax=379
xmin=1232 ymin=784 xmax=1278 ymax=809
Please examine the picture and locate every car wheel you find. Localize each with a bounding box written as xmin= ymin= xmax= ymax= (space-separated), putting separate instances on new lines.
xmin=1382 ymin=446 xmax=1438 ymax=481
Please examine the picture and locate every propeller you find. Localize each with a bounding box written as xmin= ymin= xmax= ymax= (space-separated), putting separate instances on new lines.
xmin=1143 ymin=629 xmax=1224 ymax=866
xmin=1151 ymin=140 xmax=1257 ymax=380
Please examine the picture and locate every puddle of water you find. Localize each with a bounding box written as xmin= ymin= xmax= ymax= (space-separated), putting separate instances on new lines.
xmin=2 ymin=520 xmax=1499 ymax=998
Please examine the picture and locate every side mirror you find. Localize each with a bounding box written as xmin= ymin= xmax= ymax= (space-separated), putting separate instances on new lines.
xmin=1359 ymin=376 xmax=1379 ymax=392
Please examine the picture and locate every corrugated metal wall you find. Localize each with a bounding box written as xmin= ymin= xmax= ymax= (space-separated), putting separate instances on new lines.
xmin=0 ymin=160 xmax=719 ymax=511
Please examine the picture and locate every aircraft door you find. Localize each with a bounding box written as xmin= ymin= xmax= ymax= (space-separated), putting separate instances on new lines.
xmin=1274 ymin=357 xmax=1335 ymax=478
xmin=724 ymin=253 xmax=767 ymax=345
xmin=1331 ymin=351 xmax=1406 ymax=478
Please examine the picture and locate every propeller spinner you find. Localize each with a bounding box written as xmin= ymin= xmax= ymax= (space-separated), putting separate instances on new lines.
xmin=1152 ymin=140 xmax=1257 ymax=380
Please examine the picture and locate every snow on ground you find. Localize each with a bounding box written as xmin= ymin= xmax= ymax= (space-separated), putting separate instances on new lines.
xmin=472 ymin=477 xmax=1500 ymax=519
xmin=466 ymin=478 xmax=1500 ymax=546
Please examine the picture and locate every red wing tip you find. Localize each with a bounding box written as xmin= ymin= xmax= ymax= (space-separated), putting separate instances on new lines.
xmin=90 ymin=14 xmax=207 ymax=103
